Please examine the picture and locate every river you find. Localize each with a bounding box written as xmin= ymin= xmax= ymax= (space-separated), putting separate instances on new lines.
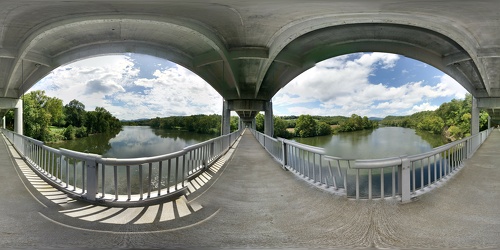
xmin=47 ymin=126 xmax=446 ymax=159
xmin=45 ymin=126 xmax=447 ymax=198
xmin=293 ymin=127 xmax=447 ymax=159
xmin=46 ymin=126 xmax=217 ymax=158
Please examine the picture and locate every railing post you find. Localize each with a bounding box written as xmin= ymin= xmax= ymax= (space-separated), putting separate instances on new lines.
xmin=281 ymin=139 xmax=288 ymax=170
xmin=85 ymin=157 xmax=98 ymax=201
xmin=399 ymin=156 xmax=411 ymax=203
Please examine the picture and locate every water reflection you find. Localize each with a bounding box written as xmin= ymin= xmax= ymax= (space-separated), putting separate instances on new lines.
xmin=294 ymin=127 xmax=447 ymax=159
xmin=47 ymin=126 xmax=217 ymax=158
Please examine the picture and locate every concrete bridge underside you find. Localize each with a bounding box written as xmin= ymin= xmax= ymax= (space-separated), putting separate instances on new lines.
xmin=2 ymin=1 xmax=500 ymax=130
xmin=1 ymin=130 xmax=499 ymax=249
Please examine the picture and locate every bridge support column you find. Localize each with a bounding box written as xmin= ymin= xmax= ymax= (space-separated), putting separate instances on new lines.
xmin=264 ymin=101 xmax=274 ymax=137
xmin=0 ymin=98 xmax=22 ymax=134
xmin=488 ymin=115 xmax=491 ymax=129
xmin=222 ymin=100 xmax=231 ymax=135
xmin=471 ymin=97 xmax=479 ymax=135
xmin=2 ymin=116 xmax=5 ymax=129
xmin=252 ymin=118 xmax=256 ymax=130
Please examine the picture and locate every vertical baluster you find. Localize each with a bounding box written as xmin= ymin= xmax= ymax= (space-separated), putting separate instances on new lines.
xmin=72 ymin=159 xmax=76 ymax=191
xmin=148 ymin=163 xmax=152 ymax=198
xmin=101 ymin=164 xmax=105 ymax=198
xmin=139 ymin=164 xmax=143 ymax=200
xmin=420 ymin=159 xmax=424 ymax=189
xmin=126 ymin=165 xmax=131 ymax=200
xmin=427 ymin=157 xmax=431 ymax=187
xmin=158 ymin=161 xmax=163 ymax=196
xmin=433 ymin=155 xmax=437 ymax=183
xmin=182 ymin=154 xmax=186 ymax=188
xmin=176 ymin=157 xmax=180 ymax=191
xmin=356 ymin=169 xmax=360 ymax=200
xmin=381 ymin=168 xmax=385 ymax=198
xmin=82 ymin=160 xmax=86 ymax=194
xmin=392 ymin=166 xmax=396 ymax=198
xmin=114 ymin=165 xmax=118 ymax=200
xmin=368 ymin=169 xmax=372 ymax=200
xmin=411 ymin=161 xmax=415 ymax=193
xmin=65 ymin=156 xmax=70 ymax=188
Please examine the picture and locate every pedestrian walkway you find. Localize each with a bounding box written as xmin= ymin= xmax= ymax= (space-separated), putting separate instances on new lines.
xmin=0 ymin=130 xmax=499 ymax=249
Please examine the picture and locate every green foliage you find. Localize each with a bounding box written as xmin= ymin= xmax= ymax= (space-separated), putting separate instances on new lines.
xmin=381 ymin=94 xmax=490 ymax=141
xmin=274 ymin=116 xmax=294 ymax=139
xmin=230 ymin=116 xmax=239 ymax=132
xmin=317 ymin=122 xmax=332 ymax=136
xmin=23 ymin=90 xmax=52 ymax=141
xmin=149 ymin=114 xmax=222 ymax=135
xmin=255 ymin=113 xmax=264 ymax=132
xmin=63 ymin=125 xmax=76 ymax=140
xmin=417 ymin=115 xmax=444 ymax=134
xmin=295 ymin=115 xmax=318 ymax=137
xmin=19 ymin=91 xmax=121 ymax=142
xmin=75 ymin=126 xmax=88 ymax=138
xmin=64 ymin=100 xmax=86 ymax=127
xmin=338 ymin=114 xmax=378 ymax=132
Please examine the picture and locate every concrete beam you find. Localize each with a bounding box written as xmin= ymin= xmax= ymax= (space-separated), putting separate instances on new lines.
xmin=24 ymin=51 xmax=53 ymax=67
xmin=229 ymin=47 xmax=268 ymax=60
xmin=477 ymin=97 xmax=500 ymax=108
xmin=274 ymin=52 xmax=302 ymax=67
xmin=442 ymin=52 xmax=471 ymax=66
xmin=193 ymin=51 xmax=222 ymax=67
xmin=0 ymin=48 xmax=16 ymax=58
xmin=477 ymin=47 xmax=500 ymax=58
xmin=0 ymin=98 xmax=21 ymax=109
xmin=227 ymin=99 xmax=266 ymax=111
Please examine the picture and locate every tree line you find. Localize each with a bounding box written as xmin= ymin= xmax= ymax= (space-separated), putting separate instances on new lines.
xmin=380 ymin=94 xmax=489 ymax=141
xmin=125 ymin=114 xmax=240 ymax=135
xmin=254 ymin=113 xmax=378 ymax=138
xmin=4 ymin=90 xmax=121 ymax=142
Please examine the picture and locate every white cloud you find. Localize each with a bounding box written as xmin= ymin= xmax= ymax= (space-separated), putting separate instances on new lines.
xmin=30 ymin=55 xmax=222 ymax=120
xmin=273 ymin=52 xmax=467 ymax=117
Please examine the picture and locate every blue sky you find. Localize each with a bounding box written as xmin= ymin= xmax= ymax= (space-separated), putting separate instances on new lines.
xmin=31 ymin=52 xmax=467 ymax=120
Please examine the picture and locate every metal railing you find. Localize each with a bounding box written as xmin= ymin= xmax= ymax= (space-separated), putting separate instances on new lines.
xmin=251 ymin=127 xmax=494 ymax=202
xmin=1 ymin=128 xmax=243 ymax=205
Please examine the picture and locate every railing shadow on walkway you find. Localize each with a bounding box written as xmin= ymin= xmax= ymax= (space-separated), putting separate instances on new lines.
xmin=0 ymin=128 xmax=243 ymax=207
xmin=250 ymin=127 xmax=494 ymax=203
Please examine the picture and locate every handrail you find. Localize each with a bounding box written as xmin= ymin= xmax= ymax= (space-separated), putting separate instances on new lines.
xmin=1 ymin=127 xmax=243 ymax=206
xmin=250 ymin=127 xmax=494 ymax=202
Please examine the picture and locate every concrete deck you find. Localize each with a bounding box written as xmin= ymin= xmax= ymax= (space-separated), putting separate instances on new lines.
xmin=0 ymin=130 xmax=499 ymax=249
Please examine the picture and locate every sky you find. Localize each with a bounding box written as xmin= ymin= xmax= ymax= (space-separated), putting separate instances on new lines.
xmin=31 ymin=52 xmax=468 ymax=120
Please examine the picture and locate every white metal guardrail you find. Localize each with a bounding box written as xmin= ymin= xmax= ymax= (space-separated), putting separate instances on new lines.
xmin=1 ymin=128 xmax=243 ymax=206
xmin=251 ymin=127 xmax=494 ymax=202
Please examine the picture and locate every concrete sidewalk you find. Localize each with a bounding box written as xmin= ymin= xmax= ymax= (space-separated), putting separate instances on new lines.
xmin=0 ymin=130 xmax=499 ymax=249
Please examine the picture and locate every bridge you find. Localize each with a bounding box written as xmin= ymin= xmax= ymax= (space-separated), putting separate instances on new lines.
xmin=0 ymin=127 xmax=499 ymax=248
xmin=2 ymin=1 xmax=500 ymax=135
xmin=1 ymin=1 xmax=500 ymax=248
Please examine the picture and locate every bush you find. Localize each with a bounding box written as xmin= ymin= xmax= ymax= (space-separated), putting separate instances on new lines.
xmin=317 ymin=122 xmax=332 ymax=136
xmin=63 ymin=125 xmax=76 ymax=140
xmin=75 ymin=126 xmax=88 ymax=138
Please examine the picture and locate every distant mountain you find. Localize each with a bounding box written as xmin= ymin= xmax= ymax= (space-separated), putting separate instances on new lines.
xmin=369 ymin=117 xmax=383 ymax=121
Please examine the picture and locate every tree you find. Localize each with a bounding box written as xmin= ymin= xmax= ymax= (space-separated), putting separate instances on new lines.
xmin=64 ymin=100 xmax=86 ymax=127
xmin=274 ymin=116 xmax=293 ymax=139
xmin=295 ymin=115 xmax=317 ymax=137
xmin=317 ymin=122 xmax=332 ymax=136
xmin=45 ymin=97 xmax=65 ymax=126
xmin=255 ymin=113 xmax=264 ymax=132
xmin=23 ymin=91 xmax=52 ymax=141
